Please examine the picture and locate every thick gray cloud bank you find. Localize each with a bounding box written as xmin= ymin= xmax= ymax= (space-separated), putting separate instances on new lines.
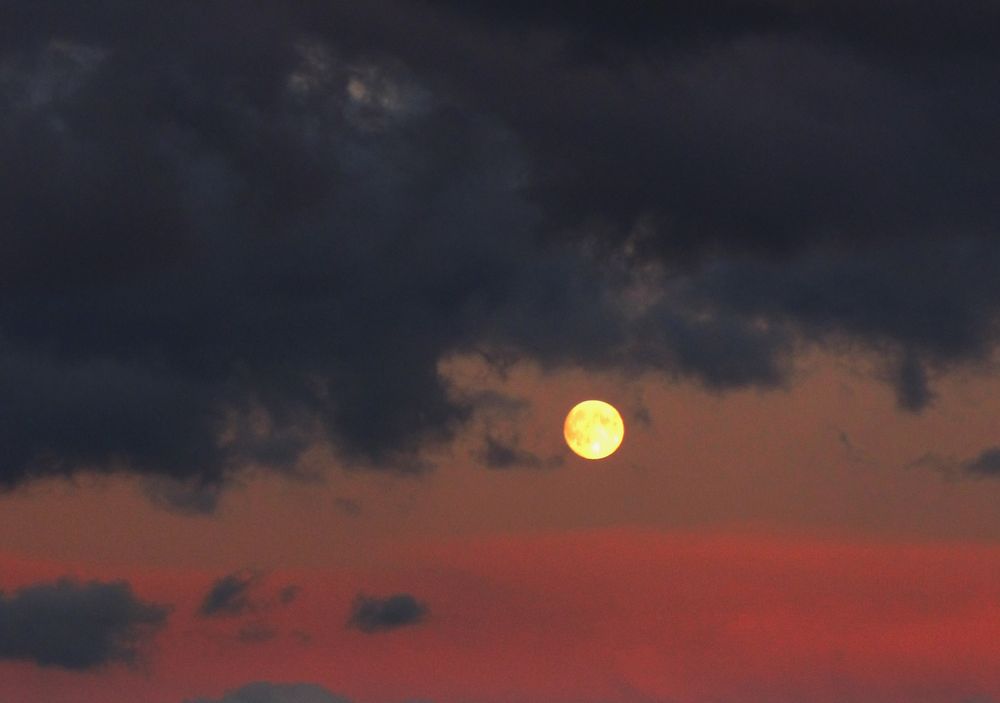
xmin=0 ymin=578 xmax=169 ymax=669
xmin=3 ymin=1 xmax=1000 ymax=494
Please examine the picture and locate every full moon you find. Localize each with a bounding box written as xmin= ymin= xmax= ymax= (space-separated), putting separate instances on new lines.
xmin=563 ymin=400 xmax=625 ymax=460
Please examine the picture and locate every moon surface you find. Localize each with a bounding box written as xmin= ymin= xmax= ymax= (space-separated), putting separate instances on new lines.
xmin=563 ymin=400 xmax=625 ymax=460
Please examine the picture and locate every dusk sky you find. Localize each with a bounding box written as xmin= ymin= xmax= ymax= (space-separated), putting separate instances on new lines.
xmin=4 ymin=2 xmax=1000 ymax=702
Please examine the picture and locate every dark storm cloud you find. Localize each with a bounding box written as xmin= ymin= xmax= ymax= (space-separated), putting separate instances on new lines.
xmin=0 ymin=578 xmax=169 ymax=669
xmin=185 ymin=682 xmax=351 ymax=703
xmin=0 ymin=9 xmax=546 ymax=486
xmin=366 ymin=1 xmax=1000 ymax=398
xmin=0 ymin=0 xmax=634 ymax=493
xmin=347 ymin=593 xmax=428 ymax=633
xmin=421 ymin=0 xmax=1000 ymax=60
xmin=3 ymin=0 xmax=1000 ymax=494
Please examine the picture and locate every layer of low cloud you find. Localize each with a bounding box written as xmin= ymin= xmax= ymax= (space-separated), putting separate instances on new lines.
xmin=0 ymin=578 xmax=169 ymax=669
xmin=3 ymin=1 xmax=1000 ymax=498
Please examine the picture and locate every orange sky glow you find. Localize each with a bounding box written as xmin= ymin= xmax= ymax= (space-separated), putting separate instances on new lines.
xmin=3 ymin=352 xmax=1000 ymax=702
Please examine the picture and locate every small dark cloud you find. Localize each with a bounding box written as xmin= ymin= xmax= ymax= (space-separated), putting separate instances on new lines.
xmin=347 ymin=593 xmax=428 ymax=634
xmin=963 ymin=447 xmax=1000 ymax=477
xmin=199 ymin=571 xmax=300 ymax=620
xmin=237 ymin=622 xmax=278 ymax=644
xmin=911 ymin=445 xmax=1000 ymax=481
xmin=0 ymin=578 xmax=169 ymax=670
xmin=142 ymin=476 xmax=225 ymax=516
xmin=184 ymin=682 xmax=351 ymax=703
xmin=480 ymin=435 xmax=562 ymax=471
xmin=278 ymin=585 xmax=300 ymax=605
xmin=631 ymin=404 xmax=651 ymax=427
xmin=199 ymin=571 xmax=259 ymax=618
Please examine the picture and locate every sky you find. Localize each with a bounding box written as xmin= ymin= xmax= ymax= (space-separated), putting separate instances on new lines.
xmin=2 ymin=1 xmax=1000 ymax=701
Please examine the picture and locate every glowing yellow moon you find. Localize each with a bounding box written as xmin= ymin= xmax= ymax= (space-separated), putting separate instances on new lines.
xmin=563 ymin=400 xmax=624 ymax=460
